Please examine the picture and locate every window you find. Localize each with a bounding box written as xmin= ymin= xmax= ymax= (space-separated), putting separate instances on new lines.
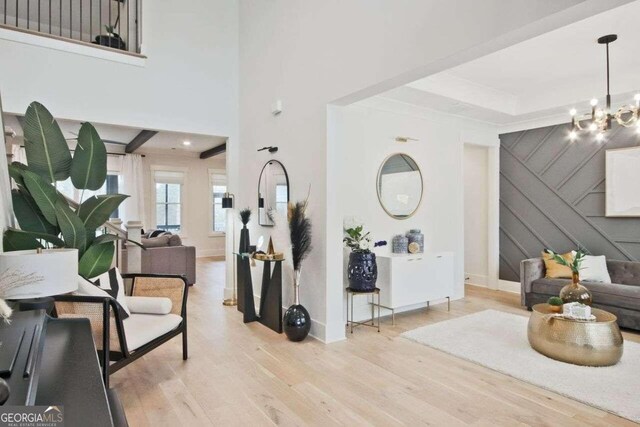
xmin=58 ymin=174 xmax=120 ymax=218
xmin=153 ymin=169 xmax=185 ymax=233
xmin=210 ymin=170 xmax=227 ymax=233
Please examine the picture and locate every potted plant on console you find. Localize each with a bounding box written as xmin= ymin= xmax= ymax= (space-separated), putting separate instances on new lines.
xmin=239 ymin=208 xmax=251 ymax=253
xmin=344 ymin=218 xmax=386 ymax=292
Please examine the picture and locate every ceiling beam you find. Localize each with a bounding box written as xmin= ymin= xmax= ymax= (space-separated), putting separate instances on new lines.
xmin=125 ymin=130 xmax=158 ymax=153
xmin=199 ymin=142 xmax=226 ymax=159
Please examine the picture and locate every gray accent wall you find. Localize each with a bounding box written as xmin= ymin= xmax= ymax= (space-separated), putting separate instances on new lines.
xmin=499 ymin=123 xmax=640 ymax=282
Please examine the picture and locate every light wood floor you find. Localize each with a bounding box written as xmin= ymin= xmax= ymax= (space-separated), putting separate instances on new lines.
xmin=112 ymin=258 xmax=640 ymax=426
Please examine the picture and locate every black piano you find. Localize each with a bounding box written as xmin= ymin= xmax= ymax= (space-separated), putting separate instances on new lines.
xmin=0 ymin=310 xmax=127 ymax=426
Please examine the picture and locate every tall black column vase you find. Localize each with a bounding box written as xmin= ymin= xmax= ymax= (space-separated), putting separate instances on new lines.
xmin=239 ymin=226 xmax=250 ymax=253
xmin=283 ymin=270 xmax=311 ymax=342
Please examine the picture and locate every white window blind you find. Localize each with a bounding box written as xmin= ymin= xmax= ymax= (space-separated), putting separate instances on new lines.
xmin=153 ymin=170 xmax=185 ymax=185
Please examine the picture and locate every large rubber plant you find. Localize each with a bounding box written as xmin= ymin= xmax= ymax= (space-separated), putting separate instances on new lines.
xmin=4 ymin=102 xmax=132 ymax=278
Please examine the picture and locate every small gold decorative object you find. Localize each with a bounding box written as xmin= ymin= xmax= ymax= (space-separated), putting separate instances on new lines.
xmin=408 ymin=242 xmax=420 ymax=254
xmin=267 ymin=237 xmax=275 ymax=255
xmin=528 ymin=303 xmax=623 ymax=366
xmin=549 ymin=304 xmax=562 ymax=314
xmin=560 ymin=272 xmax=593 ymax=305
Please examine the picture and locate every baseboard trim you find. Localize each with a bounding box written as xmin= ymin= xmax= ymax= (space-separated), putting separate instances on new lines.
xmin=465 ymin=273 xmax=488 ymax=287
xmin=498 ymin=279 xmax=520 ymax=294
xmin=465 ymin=279 xmax=520 ymax=294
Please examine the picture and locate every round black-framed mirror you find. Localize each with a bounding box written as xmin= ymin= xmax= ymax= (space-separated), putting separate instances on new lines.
xmin=258 ymin=160 xmax=290 ymax=226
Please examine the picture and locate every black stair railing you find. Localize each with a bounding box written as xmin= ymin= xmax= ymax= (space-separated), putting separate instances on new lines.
xmin=0 ymin=0 xmax=140 ymax=53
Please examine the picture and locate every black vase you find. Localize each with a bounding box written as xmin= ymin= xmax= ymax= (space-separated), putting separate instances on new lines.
xmin=283 ymin=304 xmax=311 ymax=342
xmin=284 ymin=271 xmax=310 ymax=341
xmin=239 ymin=226 xmax=250 ymax=253
xmin=347 ymin=252 xmax=378 ymax=291
xmin=0 ymin=378 xmax=9 ymax=405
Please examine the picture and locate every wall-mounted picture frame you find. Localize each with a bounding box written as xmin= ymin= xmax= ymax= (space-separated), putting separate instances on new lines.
xmin=605 ymin=146 xmax=640 ymax=217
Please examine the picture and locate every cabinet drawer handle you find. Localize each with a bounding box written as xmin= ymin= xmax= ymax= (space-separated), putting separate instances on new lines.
xmin=437 ymin=255 xmax=442 ymax=258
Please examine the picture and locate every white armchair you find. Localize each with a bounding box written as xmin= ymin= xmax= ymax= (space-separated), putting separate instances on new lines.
xmin=54 ymin=274 xmax=189 ymax=387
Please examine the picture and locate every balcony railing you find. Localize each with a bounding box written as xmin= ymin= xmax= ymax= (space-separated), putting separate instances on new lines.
xmin=0 ymin=0 xmax=141 ymax=54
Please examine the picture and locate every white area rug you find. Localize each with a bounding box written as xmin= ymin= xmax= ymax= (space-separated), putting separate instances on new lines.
xmin=402 ymin=310 xmax=640 ymax=423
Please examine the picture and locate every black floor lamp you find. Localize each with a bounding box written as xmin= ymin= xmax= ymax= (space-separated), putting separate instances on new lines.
xmin=222 ymin=193 xmax=237 ymax=306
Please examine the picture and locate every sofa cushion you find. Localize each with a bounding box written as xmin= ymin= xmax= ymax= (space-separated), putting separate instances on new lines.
xmin=149 ymin=229 xmax=170 ymax=238
xmin=607 ymin=260 xmax=640 ymax=286
xmin=531 ymin=278 xmax=640 ymax=311
xmin=168 ymin=234 xmax=182 ymax=246
xmin=141 ymin=235 xmax=171 ymax=247
xmin=541 ymin=251 xmax=573 ymax=279
xmin=123 ymin=313 xmax=182 ymax=351
xmin=125 ymin=296 xmax=172 ymax=315
xmin=580 ymin=255 xmax=611 ymax=283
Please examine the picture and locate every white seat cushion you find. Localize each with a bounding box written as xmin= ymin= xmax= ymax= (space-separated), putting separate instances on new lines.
xmin=125 ymin=296 xmax=172 ymax=315
xmin=123 ymin=313 xmax=183 ymax=351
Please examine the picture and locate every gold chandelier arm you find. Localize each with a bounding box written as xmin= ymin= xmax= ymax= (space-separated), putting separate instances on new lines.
xmin=614 ymin=105 xmax=639 ymax=127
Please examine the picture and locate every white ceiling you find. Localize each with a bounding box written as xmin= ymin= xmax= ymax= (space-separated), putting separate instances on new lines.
xmin=3 ymin=115 xmax=227 ymax=157
xmin=382 ymin=1 xmax=640 ymax=129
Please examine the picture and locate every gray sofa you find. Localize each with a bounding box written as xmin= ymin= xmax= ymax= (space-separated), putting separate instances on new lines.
xmin=122 ymin=246 xmax=196 ymax=285
xmin=521 ymin=258 xmax=640 ymax=330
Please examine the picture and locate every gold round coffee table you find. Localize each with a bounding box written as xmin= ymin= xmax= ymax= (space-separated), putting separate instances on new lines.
xmin=527 ymin=303 xmax=623 ymax=366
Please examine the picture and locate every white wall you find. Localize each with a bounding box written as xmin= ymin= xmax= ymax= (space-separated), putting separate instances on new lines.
xmin=236 ymin=0 xmax=619 ymax=342
xmin=0 ymin=0 xmax=238 ymax=139
xmin=141 ymin=151 xmax=226 ymax=258
xmin=464 ymin=145 xmax=489 ymax=286
xmin=335 ymin=98 xmax=498 ymax=320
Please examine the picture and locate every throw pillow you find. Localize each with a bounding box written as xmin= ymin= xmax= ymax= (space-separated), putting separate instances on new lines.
xmin=75 ymin=275 xmax=130 ymax=319
xmin=92 ymin=267 xmax=131 ymax=318
xmin=141 ymin=235 xmax=171 ymax=248
xmin=149 ymin=229 xmax=170 ymax=238
xmin=541 ymin=250 xmax=574 ymax=279
xmin=168 ymin=234 xmax=183 ymax=246
xmin=580 ymin=255 xmax=612 ymax=283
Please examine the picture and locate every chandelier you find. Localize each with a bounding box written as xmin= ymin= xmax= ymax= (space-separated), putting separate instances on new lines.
xmin=569 ymin=34 xmax=639 ymax=142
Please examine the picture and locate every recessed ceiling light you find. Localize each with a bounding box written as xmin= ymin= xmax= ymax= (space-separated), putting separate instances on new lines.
xmin=182 ymin=141 xmax=191 ymax=146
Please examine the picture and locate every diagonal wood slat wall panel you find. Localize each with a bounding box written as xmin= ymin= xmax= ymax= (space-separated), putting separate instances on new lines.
xmin=499 ymin=123 xmax=640 ymax=281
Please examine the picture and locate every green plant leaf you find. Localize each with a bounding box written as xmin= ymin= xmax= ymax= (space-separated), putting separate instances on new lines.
xmin=70 ymin=122 xmax=107 ymax=190
xmin=11 ymin=189 xmax=58 ymax=235
xmin=2 ymin=228 xmax=65 ymax=252
xmin=22 ymin=170 xmax=61 ymax=225
xmin=8 ymin=162 xmax=28 ymax=189
xmin=77 ymin=194 xmax=128 ymax=230
xmin=23 ymin=102 xmax=72 ymax=182
xmin=93 ymin=233 xmax=146 ymax=249
xmin=54 ymin=199 xmax=87 ymax=252
xmin=3 ymin=229 xmax=42 ymax=251
xmin=78 ymin=242 xmax=115 ymax=279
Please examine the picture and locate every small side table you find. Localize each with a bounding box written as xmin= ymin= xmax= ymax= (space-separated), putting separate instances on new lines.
xmin=346 ymin=287 xmax=381 ymax=333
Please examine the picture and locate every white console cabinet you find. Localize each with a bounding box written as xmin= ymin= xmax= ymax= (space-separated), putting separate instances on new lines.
xmin=375 ymin=252 xmax=454 ymax=318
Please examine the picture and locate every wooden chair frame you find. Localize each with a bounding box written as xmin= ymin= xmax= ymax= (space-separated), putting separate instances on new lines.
xmin=54 ymin=273 xmax=188 ymax=388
